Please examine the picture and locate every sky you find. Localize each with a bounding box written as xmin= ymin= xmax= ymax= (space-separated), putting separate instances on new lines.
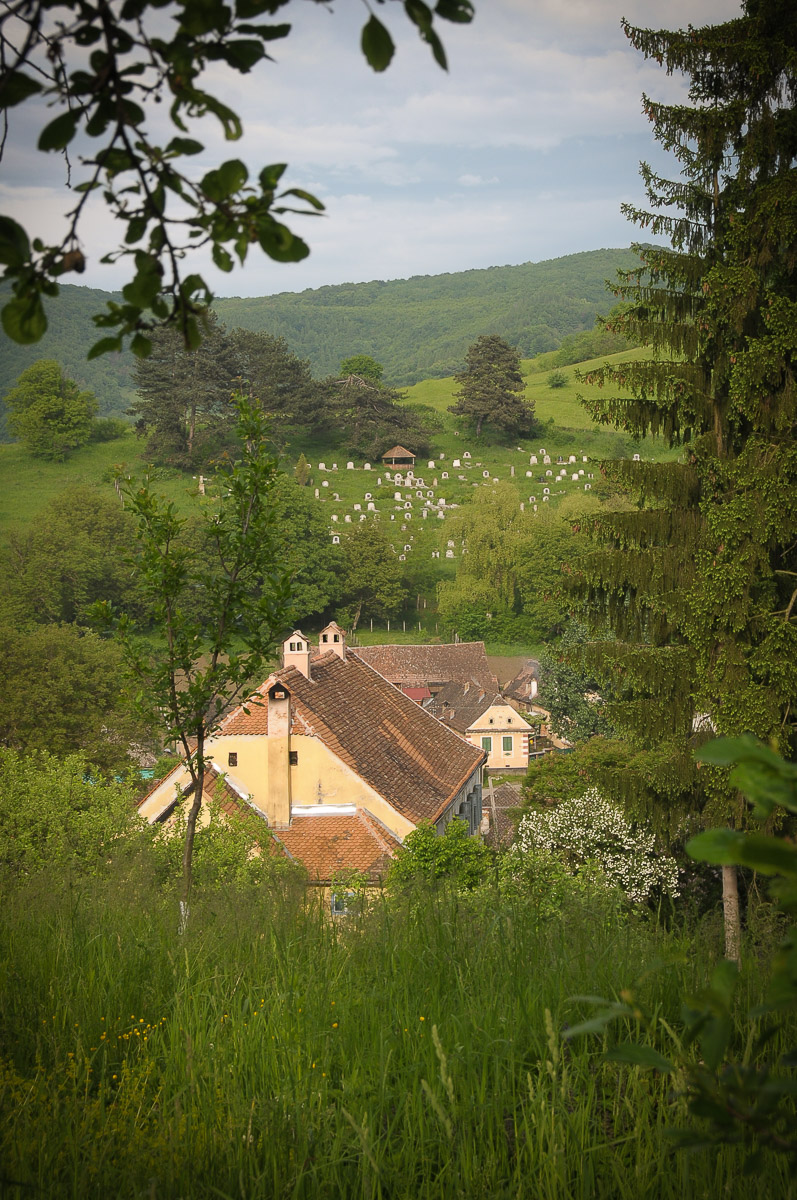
xmin=1 ymin=0 xmax=743 ymax=299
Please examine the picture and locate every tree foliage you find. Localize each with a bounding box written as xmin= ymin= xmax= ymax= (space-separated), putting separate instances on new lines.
xmin=0 ymin=485 xmax=139 ymax=627
xmin=339 ymin=355 xmax=384 ymax=385
xmin=0 ymin=624 xmax=149 ymax=773
xmin=0 ymin=0 xmax=473 ymax=355
xmin=97 ymin=395 xmax=290 ymax=900
xmin=569 ymin=1 xmax=797 ymax=840
xmin=448 ymin=334 xmax=536 ymax=438
xmin=335 ymin=522 xmax=407 ymax=630
xmin=386 ymin=818 xmax=492 ymax=892
xmin=4 ymin=360 xmax=97 ymax=459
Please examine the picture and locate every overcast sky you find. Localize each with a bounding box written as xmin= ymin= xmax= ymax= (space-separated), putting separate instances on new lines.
xmin=1 ymin=0 xmax=742 ymax=298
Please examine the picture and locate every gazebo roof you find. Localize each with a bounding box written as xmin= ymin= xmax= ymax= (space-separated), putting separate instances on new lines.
xmin=382 ymin=445 xmax=416 ymax=460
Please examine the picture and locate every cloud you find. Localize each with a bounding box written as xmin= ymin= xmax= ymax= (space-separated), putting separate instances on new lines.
xmin=457 ymin=174 xmax=499 ymax=187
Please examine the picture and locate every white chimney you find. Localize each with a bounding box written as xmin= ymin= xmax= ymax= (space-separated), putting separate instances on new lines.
xmin=318 ymin=621 xmax=347 ymax=660
xmin=283 ymin=631 xmax=312 ymax=679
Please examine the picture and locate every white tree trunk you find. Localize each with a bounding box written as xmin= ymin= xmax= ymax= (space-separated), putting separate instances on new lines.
xmin=722 ymin=863 xmax=741 ymax=965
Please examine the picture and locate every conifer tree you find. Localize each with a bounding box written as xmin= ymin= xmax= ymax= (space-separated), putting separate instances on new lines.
xmin=572 ymin=0 xmax=797 ymax=960
xmin=448 ymin=334 xmax=535 ymax=438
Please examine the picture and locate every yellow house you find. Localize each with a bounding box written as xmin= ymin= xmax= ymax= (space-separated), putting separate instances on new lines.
xmin=138 ymin=623 xmax=486 ymax=882
xmin=427 ymin=682 xmax=533 ymax=773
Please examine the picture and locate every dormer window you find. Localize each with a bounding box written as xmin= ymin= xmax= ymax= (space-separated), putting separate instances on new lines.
xmin=322 ymin=634 xmax=329 ymax=643
xmin=289 ymin=640 xmax=304 ymax=653
xmin=333 ymin=634 xmax=340 ymax=643
xmin=488 ymin=718 xmax=494 ymax=725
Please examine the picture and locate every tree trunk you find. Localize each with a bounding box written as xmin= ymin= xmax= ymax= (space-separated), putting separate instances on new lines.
xmin=722 ymin=862 xmax=741 ymax=965
xmin=181 ymin=742 xmax=205 ymax=915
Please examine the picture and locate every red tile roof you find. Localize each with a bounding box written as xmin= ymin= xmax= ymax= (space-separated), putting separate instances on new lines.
xmin=221 ymin=649 xmax=485 ymax=825
xmin=273 ymin=810 xmax=401 ymax=882
xmin=354 ymin=642 xmax=498 ymax=692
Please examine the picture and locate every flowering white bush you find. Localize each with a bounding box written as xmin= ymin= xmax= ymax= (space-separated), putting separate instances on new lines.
xmin=515 ymin=789 xmax=679 ymax=903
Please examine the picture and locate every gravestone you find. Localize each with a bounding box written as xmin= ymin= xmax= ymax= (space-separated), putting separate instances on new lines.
xmin=441 ymin=471 xmax=449 ymax=480
xmin=314 ymin=488 xmax=319 ymax=498
xmin=346 ymin=461 xmax=354 ymax=469
xmin=453 ymin=459 xmax=461 ymax=467
xmin=332 ymin=534 xmax=340 ymax=544
xmin=354 ymin=503 xmax=361 ymax=511
xmin=344 ymin=514 xmax=351 ymax=523
xmin=322 ymin=480 xmax=329 ymax=488
xmin=364 ymin=462 xmax=371 ymax=470
xmin=446 ymin=549 xmax=454 ymax=558
xmin=428 ymin=460 xmax=436 ymax=469
xmin=318 ymin=462 xmax=326 ymax=471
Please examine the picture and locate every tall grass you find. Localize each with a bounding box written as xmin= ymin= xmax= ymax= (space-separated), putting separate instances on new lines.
xmin=0 ymin=873 xmax=792 ymax=1198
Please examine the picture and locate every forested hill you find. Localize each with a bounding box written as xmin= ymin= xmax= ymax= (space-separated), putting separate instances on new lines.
xmin=0 ymin=247 xmax=636 ymax=412
xmin=213 ymin=248 xmax=637 ymax=385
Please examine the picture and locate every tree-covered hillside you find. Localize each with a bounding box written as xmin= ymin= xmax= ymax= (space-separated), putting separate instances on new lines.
xmin=0 ymin=249 xmax=637 ymax=428
xmin=215 ymin=249 xmax=637 ymax=384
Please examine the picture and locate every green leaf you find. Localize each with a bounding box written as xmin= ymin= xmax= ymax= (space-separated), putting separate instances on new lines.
xmin=259 ymin=163 xmax=287 ymax=192
xmin=361 ymin=14 xmax=395 ymax=72
xmin=0 ymin=216 xmax=31 ymax=267
xmin=88 ymin=335 xmax=124 ymax=359
xmin=279 ymin=187 xmax=325 ymax=211
xmin=2 ymin=293 xmax=47 ymax=344
xmin=605 ymin=1043 xmax=674 ymax=1072
xmin=122 ymin=254 xmax=163 ymax=307
xmin=201 ymin=159 xmax=249 ymax=202
xmin=221 ymin=39 xmax=267 ymax=71
xmin=166 ymin=137 xmax=205 ymax=156
xmin=212 ymin=244 xmax=234 ymax=271
xmin=257 ymin=220 xmax=309 ymax=263
xmin=0 ymin=70 xmax=44 ymax=108
xmin=687 ymin=827 xmax=745 ymax=864
xmin=131 ymin=333 xmax=153 ymax=358
xmin=236 ymin=22 xmax=291 ymax=39
xmin=38 ymin=110 xmax=80 ymax=152
xmin=434 ymin=0 xmax=474 ymax=22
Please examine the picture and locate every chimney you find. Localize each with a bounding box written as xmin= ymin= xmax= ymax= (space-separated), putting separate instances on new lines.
xmin=319 ymin=621 xmax=347 ymax=660
xmin=266 ymin=681 xmax=292 ymax=827
xmin=283 ymin=631 xmax=311 ymax=679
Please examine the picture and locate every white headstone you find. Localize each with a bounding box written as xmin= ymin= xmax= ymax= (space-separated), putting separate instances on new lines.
xmin=543 ymin=455 xmax=551 ymax=464
xmin=441 ymin=471 xmax=449 ymax=480
xmin=543 ymin=495 xmax=549 ymax=502
xmin=453 ymin=459 xmax=461 ymax=468
xmin=332 ymin=534 xmax=340 ymax=544
xmin=546 ymin=469 xmax=553 ymax=477
xmin=360 ymin=514 xmax=366 ymax=521
xmin=319 ymin=462 xmax=326 ymax=471
xmin=367 ymin=502 xmax=376 ymax=511
xmin=437 ymin=511 xmax=445 ymax=519
xmin=483 ymin=470 xmax=490 ymax=478
xmin=585 ymin=483 xmax=591 ymax=490
xmin=446 ymin=549 xmax=454 ymax=558
xmin=569 ymin=455 xmax=576 ymax=463
xmin=314 ymin=488 xmax=320 ymax=498
xmin=385 ymin=471 xmax=392 ymax=480
xmin=464 ymin=451 xmax=471 ymax=459
xmin=572 ymin=473 xmax=579 ymax=482
xmin=365 ymin=492 xmax=372 ymax=500
xmin=633 ymin=453 xmax=641 ymax=461
xmin=322 ymin=480 xmax=329 ymax=488
xmin=394 ymin=492 xmax=402 ymax=500
xmin=353 ymin=503 xmax=361 ymax=511
xmin=428 ymin=460 xmax=436 ymax=469
xmin=526 ymin=471 xmax=533 ymax=478
xmin=346 ymin=461 xmax=354 ymax=469
xmin=364 ymin=462 xmax=371 ymax=470
xmin=520 ymin=502 xmax=525 ymax=511
xmin=543 ymin=487 xmax=550 ymax=495
xmin=332 ymin=463 xmax=338 ymax=470
xmin=582 ymin=456 xmax=588 ymax=463
xmin=399 ymin=554 xmax=406 ymax=561
xmin=377 ymin=477 xmax=382 ymax=485
xmin=530 ymin=455 xmax=538 ymax=465
xmin=344 ymin=514 xmax=351 ymax=522
xmin=331 ymin=514 xmax=338 ymax=522
xmin=333 ymin=492 xmax=340 ymax=500
xmin=510 ymin=466 xmax=515 ymax=477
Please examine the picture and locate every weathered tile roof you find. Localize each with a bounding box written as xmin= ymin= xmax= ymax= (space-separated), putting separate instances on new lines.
xmin=503 ymin=660 xmax=541 ymax=705
xmin=382 ymin=445 xmax=415 ymax=460
xmin=425 ymin=681 xmax=503 ymax=735
xmin=221 ymin=649 xmax=485 ymax=825
xmin=354 ymin=642 xmax=498 ymax=692
xmin=273 ymin=810 xmax=401 ymax=882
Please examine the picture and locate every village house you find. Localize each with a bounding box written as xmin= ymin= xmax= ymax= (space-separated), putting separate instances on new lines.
xmin=426 ymin=682 xmax=534 ymax=773
xmin=354 ymin=641 xmax=498 ymax=698
xmin=138 ymin=623 xmax=486 ymax=884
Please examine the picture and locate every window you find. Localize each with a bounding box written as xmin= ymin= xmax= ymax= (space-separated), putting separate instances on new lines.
xmin=481 ymin=736 xmax=492 ymax=752
xmin=488 ymin=717 xmax=494 ymax=724
xmin=330 ymin=891 xmax=354 ymax=915
xmin=502 ymin=736 xmax=513 ymax=754
xmin=333 ymin=633 xmax=340 ymax=642
xmin=227 ymin=752 xmax=237 ymax=767
xmin=289 ymin=750 xmax=298 ymax=766
xmin=321 ymin=633 xmax=328 ymax=643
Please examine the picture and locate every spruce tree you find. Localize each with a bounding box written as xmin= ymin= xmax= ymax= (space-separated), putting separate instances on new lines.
xmin=448 ymin=334 xmax=535 ymax=438
xmin=572 ymin=0 xmax=797 ymax=959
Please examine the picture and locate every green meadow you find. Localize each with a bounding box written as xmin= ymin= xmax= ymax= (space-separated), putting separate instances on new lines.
xmin=1 ymin=873 xmax=791 ymax=1200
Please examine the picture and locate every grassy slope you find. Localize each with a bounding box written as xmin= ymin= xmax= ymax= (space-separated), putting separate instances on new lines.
xmin=0 ymin=347 xmax=676 ymax=542
xmin=1 ymin=879 xmax=789 ymax=1199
